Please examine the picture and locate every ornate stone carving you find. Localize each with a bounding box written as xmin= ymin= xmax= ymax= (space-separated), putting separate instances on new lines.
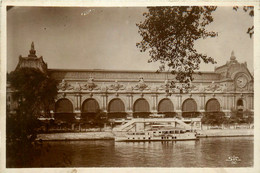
xmin=198 ymin=83 xmax=205 ymax=92
xmin=248 ymin=82 xmax=254 ymax=92
xmin=82 ymin=77 xmax=99 ymax=91
xmin=101 ymin=82 xmax=107 ymax=92
xmin=108 ymin=80 xmax=125 ymax=91
xmin=158 ymin=79 xmax=170 ymax=91
xmin=189 ymin=84 xmax=199 ymax=92
xmin=220 ymin=83 xmax=227 ymax=92
xmin=74 ymin=82 xmax=81 ymax=92
xmin=133 ymin=77 xmax=150 ymax=91
xmin=205 ymin=81 xmax=221 ymax=92
xmin=227 ymin=83 xmax=235 ymax=91
xmin=151 ymin=84 xmax=158 ymax=92
xmin=58 ymin=79 xmax=73 ymax=91
xmin=126 ymin=83 xmax=133 ymax=92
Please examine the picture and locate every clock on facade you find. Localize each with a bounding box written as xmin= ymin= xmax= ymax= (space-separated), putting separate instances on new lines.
xmin=236 ymin=75 xmax=248 ymax=88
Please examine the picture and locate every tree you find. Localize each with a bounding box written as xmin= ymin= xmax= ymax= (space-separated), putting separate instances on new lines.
xmin=6 ymin=67 xmax=58 ymax=167
xmin=8 ymin=68 xmax=58 ymax=118
xmin=233 ymin=6 xmax=254 ymax=38
xmin=136 ymin=6 xmax=218 ymax=88
xmin=201 ymin=112 xmax=225 ymax=126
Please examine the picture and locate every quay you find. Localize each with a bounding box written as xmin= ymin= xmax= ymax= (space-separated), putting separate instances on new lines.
xmin=37 ymin=129 xmax=253 ymax=141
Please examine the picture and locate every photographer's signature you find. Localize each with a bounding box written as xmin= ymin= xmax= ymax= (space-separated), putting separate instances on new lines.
xmin=226 ymin=155 xmax=241 ymax=164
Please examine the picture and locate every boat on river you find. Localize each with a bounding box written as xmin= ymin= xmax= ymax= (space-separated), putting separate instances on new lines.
xmin=114 ymin=128 xmax=198 ymax=142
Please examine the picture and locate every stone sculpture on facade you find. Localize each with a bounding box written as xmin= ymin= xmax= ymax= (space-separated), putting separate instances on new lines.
xmin=74 ymin=82 xmax=81 ymax=92
xmin=205 ymin=81 xmax=222 ymax=92
xmin=82 ymin=77 xmax=99 ymax=91
xmin=58 ymin=79 xmax=74 ymax=91
xmin=126 ymin=83 xmax=133 ymax=92
xmin=133 ymin=77 xmax=150 ymax=91
xmin=108 ymin=80 xmax=125 ymax=91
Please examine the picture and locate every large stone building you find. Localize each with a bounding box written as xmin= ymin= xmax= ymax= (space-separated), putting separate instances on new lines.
xmin=7 ymin=43 xmax=254 ymax=123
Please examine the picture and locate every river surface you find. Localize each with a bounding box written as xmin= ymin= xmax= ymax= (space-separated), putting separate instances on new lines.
xmin=30 ymin=137 xmax=253 ymax=167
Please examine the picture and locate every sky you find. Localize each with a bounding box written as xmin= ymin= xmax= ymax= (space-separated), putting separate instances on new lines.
xmin=7 ymin=6 xmax=254 ymax=73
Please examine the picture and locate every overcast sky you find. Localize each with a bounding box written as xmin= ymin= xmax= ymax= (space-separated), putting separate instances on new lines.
xmin=7 ymin=6 xmax=254 ymax=73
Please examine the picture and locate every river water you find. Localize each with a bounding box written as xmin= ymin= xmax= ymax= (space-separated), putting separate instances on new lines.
xmin=29 ymin=136 xmax=253 ymax=167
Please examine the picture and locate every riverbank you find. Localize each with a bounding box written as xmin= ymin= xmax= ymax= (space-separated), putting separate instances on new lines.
xmin=37 ymin=128 xmax=254 ymax=141
xmin=37 ymin=131 xmax=114 ymax=141
xmin=197 ymin=129 xmax=254 ymax=137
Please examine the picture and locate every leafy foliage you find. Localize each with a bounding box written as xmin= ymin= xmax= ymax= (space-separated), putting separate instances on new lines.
xmin=8 ymin=68 xmax=58 ymax=117
xmin=6 ymin=68 xmax=58 ymax=167
xmin=136 ymin=6 xmax=218 ymax=86
xmin=233 ymin=6 xmax=254 ymax=38
xmin=201 ymin=112 xmax=225 ymax=126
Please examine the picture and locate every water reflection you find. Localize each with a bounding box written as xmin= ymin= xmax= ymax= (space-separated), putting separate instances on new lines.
xmin=12 ymin=137 xmax=253 ymax=167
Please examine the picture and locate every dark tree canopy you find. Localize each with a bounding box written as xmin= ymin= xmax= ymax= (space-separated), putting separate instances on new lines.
xmin=8 ymin=68 xmax=58 ymax=117
xmin=136 ymin=6 xmax=218 ymax=85
xmin=7 ymin=68 xmax=58 ymax=167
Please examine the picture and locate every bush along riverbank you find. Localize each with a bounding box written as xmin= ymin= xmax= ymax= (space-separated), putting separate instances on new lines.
xmin=37 ymin=128 xmax=254 ymax=141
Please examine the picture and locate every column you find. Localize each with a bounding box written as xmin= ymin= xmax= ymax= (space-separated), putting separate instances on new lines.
xmin=233 ymin=94 xmax=236 ymax=109
xmin=176 ymin=94 xmax=182 ymax=117
xmin=248 ymin=94 xmax=254 ymax=110
xmin=223 ymin=94 xmax=227 ymax=110
xmin=176 ymin=94 xmax=182 ymax=110
xmin=151 ymin=94 xmax=158 ymax=114
xmin=199 ymin=94 xmax=205 ymax=111
xmin=127 ymin=94 xmax=133 ymax=117
xmin=101 ymin=94 xmax=107 ymax=112
xmin=74 ymin=94 xmax=81 ymax=119
xmin=227 ymin=94 xmax=233 ymax=110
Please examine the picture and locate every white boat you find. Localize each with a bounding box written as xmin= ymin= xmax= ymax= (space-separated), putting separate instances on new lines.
xmin=114 ymin=129 xmax=198 ymax=142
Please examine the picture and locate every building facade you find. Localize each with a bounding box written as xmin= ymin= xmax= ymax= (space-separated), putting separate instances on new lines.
xmin=7 ymin=43 xmax=254 ymax=122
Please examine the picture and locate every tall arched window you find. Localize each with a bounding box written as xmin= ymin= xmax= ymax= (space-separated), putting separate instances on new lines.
xmin=108 ymin=98 xmax=125 ymax=112
xmin=158 ymin=98 xmax=175 ymax=117
xmin=55 ymin=98 xmax=73 ymax=113
xmin=133 ymin=98 xmax=150 ymax=118
xmin=205 ymin=98 xmax=220 ymax=112
xmin=54 ymin=98 xmax=74 ymax=122
xmin=108 ymin=98 xmax=126 ymax=119
xmin=182 ymin=98 xmax=198 ymax=118
xmin=182 ymin=98 xmax=197 ymax=112
xmin=82 ymin=98 xmax=100 ymax=113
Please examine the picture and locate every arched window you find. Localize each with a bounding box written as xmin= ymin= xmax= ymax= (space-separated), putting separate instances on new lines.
xmin=133 ymin=98 xmax=150 ymax=118
xmin=237 ymin=99 xmax=244 ymax=112
xmin=82 ymin=98 xmax=100 ymax=113
xmin=182 ymin=99 xmax=197 ymax=112
xmin=108 ymin=98 xmax=126 ymax=119
xmin=133 ymin=98 xmax=150 ymax=112
xmin=55 ymin=98 xmax=73 ymax=113
xmin=205 ymin=99 xmax=220 ymax=112
xmin=158 ymin=98 xmax=174 ymax=112
xmin=237 ymin=99 xmax=243 ymax=106
xmin=182 ymin=98 xmax=198 ymax=118
xmin=108 ymin=98 xmax=125 ymax=112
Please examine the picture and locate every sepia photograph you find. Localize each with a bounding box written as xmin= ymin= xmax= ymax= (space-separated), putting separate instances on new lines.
xmin=1 ymin=0 xmax=259 ymax=171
